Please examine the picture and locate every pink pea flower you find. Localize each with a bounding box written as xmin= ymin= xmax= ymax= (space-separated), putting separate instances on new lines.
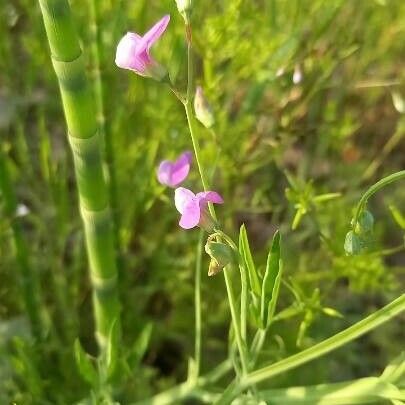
xmin=174 ymin=187 xmax=224 ymax=230
xmin=157 ymin=151 xmax=193 ymax=187
xmin=115 ymin=15 xmax=170 ymax=80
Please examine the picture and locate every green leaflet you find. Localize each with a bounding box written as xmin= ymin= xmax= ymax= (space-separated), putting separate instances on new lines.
xmin=74 ymin=339 xmax=97 ymax=386
xmin=380 ymin=352 xmax=405 ymax=384
xmin=127 ymin=323 xmax=153 ymax=370
xmin=389 ymin=204 xmax=405 ymax=230
xmin=267 ymin=260 xmax=283 ymax=327
xmin=105 ymin=319 xmax=119 ymax=378
xmin=238 ymin=224 xmax=261 ymax=297
xmin=260 ymin=231 xmax=282 ymax=328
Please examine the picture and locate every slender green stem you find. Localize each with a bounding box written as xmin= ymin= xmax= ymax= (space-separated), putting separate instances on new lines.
xmin=37 ymin=0 xmax=121 ymax=352
xmin=213 ymin=230 xmax=248 ymax=343
xmin=194 ymin=230 xmax=204 ymax=379
xmin=215 ymin=294 xmax=405 ymax=404
xmin=185 ymin=101 xmax=249 ymax=374
xmin=249 ymin=328 xmax=268 ymax=367
xmin=0 ymin=149 xmax=44 ymax=340
xmin=133 ymin=360 xmax=232 ymax=405
xmin=257 ymin=376 xmax=404 ymax=404
xmin=182 ymin=27 xmax=249 ymax=376
xmin=239 ymin=262 xmax=248 ymax=342
xmin=352 ymin=170 xmax=405 ymax=228
xmin=223 ymin=265 xmax=250 ymax=375
xmin=183 ymin=103 xmax=211 ymax=195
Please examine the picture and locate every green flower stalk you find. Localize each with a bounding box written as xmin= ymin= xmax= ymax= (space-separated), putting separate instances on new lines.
xmin=37 ymin=0 xmax=120 ymax=351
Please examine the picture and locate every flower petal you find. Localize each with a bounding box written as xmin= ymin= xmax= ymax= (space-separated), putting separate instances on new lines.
xmin=179 ymin=199 xmax=201 ymax=229
xmin=174 ymin=187 xmax=196 ymax=214
xmin=196 ymin=191 xmax=224 ymax=205
xmin=170 ymin=151 xmax=192 ymax=186
xmin=138 ymin=15 xmax=170 ymax=53
xmin=157 ymin=160 xmax=172 ymax=186
xmin=115 ymin=32 xmax=146 ymax=72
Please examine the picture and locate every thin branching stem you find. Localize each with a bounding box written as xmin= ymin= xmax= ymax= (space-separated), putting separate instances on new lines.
xmin=215 ymin=294 xmax=405 ymax=403
xmin=182 ymin=25 xmax=249 ymax=377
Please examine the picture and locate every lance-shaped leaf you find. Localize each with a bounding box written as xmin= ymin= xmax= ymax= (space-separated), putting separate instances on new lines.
xmin=106 ymin=318 xmax=119 ymax=378
xmin=74 ymin=339 xmax=97 ymax=386
xmin=380 ymin=352 xmax=405 ymax=384
xmin=128 ymin=323 xmax=153 ymax=370
xmin=260 ymin=231 xmax=282 ymax=328
xmin=239 ymin=224 xmax=261 ymax=297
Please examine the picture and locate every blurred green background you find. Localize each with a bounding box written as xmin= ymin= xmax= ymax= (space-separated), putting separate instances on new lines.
xmin=0 ymin=0 xmax=404 ymax=403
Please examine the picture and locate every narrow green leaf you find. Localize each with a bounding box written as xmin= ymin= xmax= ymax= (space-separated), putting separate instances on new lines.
xmin=292 ymin=207 xmax=306 ymax=230
xmin=389 ymin=204 xmax=405 ymax=230
xmin=249 ymin=292 xmax=262 ymax=328
xmin=128 ymin=323 xmax=153 ymax=370
xmin=239 ymin=224 xmax=261 ymax=297
xmin=260 ymin=231 xmax=281 ymax=327
xmin=381 ymin=352 xmax=405 ymax=383
xmin=296 ymin=309 xmax=313 ymax=348
xmin=322 ymin=307 xmax=344 ymax=318
xmin=106 ymin=318 xmax=119 ymax=377
xmin=312 ymin=192 xmax=341 ymax=203
xmin=74 ymin=339 xmax=97 ymax=386
xmin=267 ymin=260 xmax=283 ymax=326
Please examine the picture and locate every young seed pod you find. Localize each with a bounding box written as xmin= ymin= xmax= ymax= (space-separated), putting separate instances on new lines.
xmin=205 ymin=240 xmax=235 ymax=276
xmin=355 ymin=210 xmax=374 ymax=235
xmin=344 ymin=230 xmax=363 ymax=255
xmin=194 ymin=86 xmax=215 ymax=129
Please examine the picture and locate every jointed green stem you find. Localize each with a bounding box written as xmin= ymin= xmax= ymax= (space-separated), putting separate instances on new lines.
xmin=38 ymin=0 xmax=121 ymax=352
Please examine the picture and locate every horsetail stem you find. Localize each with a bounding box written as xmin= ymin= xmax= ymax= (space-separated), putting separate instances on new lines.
xmin=37 ymin=0 xmax=121 ymax=351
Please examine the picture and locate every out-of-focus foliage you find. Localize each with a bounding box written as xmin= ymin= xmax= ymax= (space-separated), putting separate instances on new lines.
xmin=0 ymin=0 xmax=404 ymax=402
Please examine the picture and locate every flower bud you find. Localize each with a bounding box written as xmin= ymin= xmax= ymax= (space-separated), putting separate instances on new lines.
xmin=194 ymin=86 xmax=215 ymax=128
xmin=205 ymin=240 xmax=235 ymax=276
xmin=355 ymin=210 xmax=374 ymax=235
xmin=344 ymin=230 xmax=362 ymax=255
xmin=175 ymin=0 xmax=192 ymax=23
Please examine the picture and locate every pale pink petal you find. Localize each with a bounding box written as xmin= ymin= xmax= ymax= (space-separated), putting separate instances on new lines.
xmin=170 ymin=151 xmax=192 ymax=186
xmin=157 ymin=161 xmax=172 ymax=185
xmin=115 ymin=33 xmax=146 ymax=72
xmin=196 ymin=191 xmax=224 ymax=205
xmin=179 ymin=199 xmax=201 ymax=229
xmin=138 ymin=15 xmax=170 ymax=53
xmin=180 ymin=151 xmax=193 ymax=165
xmin=174 ymin=187 xmax=196 ymax=214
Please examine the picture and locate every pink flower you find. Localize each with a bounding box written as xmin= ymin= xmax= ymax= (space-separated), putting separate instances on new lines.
xmin=174 ymin=187 xmax=224 ymax=230
xmin=157 ymin=151 xmax=193 ymax=187
xmin=115 ymin=15 xmax=170 ymax=79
